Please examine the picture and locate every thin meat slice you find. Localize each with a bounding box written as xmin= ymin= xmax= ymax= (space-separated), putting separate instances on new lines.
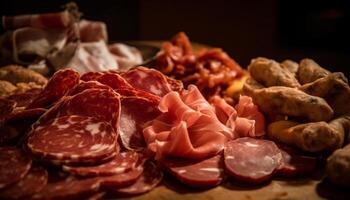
xmin=0 ymin=166 xmax=48 ymax=200
xmin=27 ymin=115 xmax=118 ymax=164
xmin=0 ymin=98 xmax=16 ymax=116
xmin=119 ymin=96 xmax=160 ymax=151
xmin=31 ymin=176 xmax=101 ymax=200
xmin=80 ymin=72 xmax=104 ymax=82
xmin=7 ymin=88 xmax=42 ymax=108
xmin=97 ymin=72 xmax=133 ymax=90
xmin=1 ymin=108 xmax=47 ymax=125
xmin=111 ymin=161 xmax=162 ymax=195
xmin=276 ymin=145 xmax=317 ymax=177
xmin=0 ymin=147 xmax=32 ymax=189
xmin=116 ymin=87 xmax=160 ymax=104
xmin=122 ymin=66 xmax=172 ymax=96
xmin=161 ymin=154 xmax=224 ymax=188
xmin=63 ymin=151 xmax=139 ymax=176
xmin=67 ymin=81 xmax=111 ymax=96
xmin=27 ymin=69 xmax=80 ymax=109
xmin=224 ymin=137 xmax=282 ymax=184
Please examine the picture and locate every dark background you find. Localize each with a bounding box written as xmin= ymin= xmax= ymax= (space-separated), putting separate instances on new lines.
xmin=1 ymin=0 xmax=349 ymax=77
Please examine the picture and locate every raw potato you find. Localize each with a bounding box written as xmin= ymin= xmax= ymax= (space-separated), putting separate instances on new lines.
xmin=326 ymin=144 xmax=350 ymax=187
xmin=268 ymin=115 xmax=350 ymax=152
xmin=299 ymin=72 xmax=350 ymax=116
xmin=248 ymin=57 xmax=300 ymax=88
xmin=297 ymin=58 xmax=330 ymax=84
xmin=246 ymin=86 xmax=334 ymax=122
xmin=0 ymin=65 xmax=47 ymax=85
xmin=281 ymin=59 xmax=299 ymax=75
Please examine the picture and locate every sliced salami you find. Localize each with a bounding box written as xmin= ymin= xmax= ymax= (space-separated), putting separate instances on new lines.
xmin=111 ymin=160 xmax=162 ymax=195
xmin=27 ymin=69 xmax=80 ymax=109
xmin=80 ymin=72 xmax=104 ymax=82
xmin=7 ymin=88 xmax=42 ymax=108
xmin=224 ymin=137 xmax=282 ymax=184
xmin=116 ymin=87 xmax=160 ymax=104
xmin=97 ymin=73 xmax=133 ymax=90
xmin=119 ymin=96 xmax=160 ymax=151
xmin=276 ymin=145 xmax=317 ymax=177
xmin=31 ymin=176 xmax=101 ymax=200
xmin=0 ymin=165 xmax=48 ymax=200
xmin=2 ymin=108 xmax=47 ymax=125
xmin=27 ymin=115 xmax=118 ymax=165
xmin=63 ymin=151 xmax=139 ymax=176
xmin=161 ymin=154 xmax=224 ymax=188
xmin=68 ymin=81 xmax=111 ymax=96
xmin=0 ymin=147 xmax=32 ymax=189
xmin=0 ymin=98 xmax=16 ymax=116
xmin=122 ymin=66 xmax=172 ymax=96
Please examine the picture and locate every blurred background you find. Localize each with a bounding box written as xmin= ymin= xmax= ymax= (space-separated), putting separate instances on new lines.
xmin=1 ymin=0 xmax=349 ymax=76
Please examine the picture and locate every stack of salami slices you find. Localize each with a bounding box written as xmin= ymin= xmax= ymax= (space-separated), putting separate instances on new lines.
xmin=0 ymin=66 xmax=319 ymax=199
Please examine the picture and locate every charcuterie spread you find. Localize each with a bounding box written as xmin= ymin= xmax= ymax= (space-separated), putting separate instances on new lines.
xmin=1 ymin=3 xmax=350 ymax=200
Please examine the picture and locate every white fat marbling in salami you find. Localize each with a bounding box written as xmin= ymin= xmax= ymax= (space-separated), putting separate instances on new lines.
xmin=0 ymin=147 xmax=32 ymax=189
xmin=161 ymin=154 xmax=224 ymax=188
xmin=0 ymin=166 xmax=48 ymax=199
xmin=63 ymin=151 xmax=139 ymax=176
xmin=224 ymin=137 xmax=282 ymax=184
xmin=27 ymin=115 xmax=118 ymax=164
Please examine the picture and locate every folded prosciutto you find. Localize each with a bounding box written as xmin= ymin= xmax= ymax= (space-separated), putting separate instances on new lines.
xmin=143 ymin=85 xmax=265 ymax=160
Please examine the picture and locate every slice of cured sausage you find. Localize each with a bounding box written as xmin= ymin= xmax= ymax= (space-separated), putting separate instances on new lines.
xmin=224 ymin=137 xmax=282 ymax=184
xmin=27 ymin=115 xmax=118 ymax=165
xmin=63 ymin=151 xmax=139 ymax=176
xmin=67 ymin=81 xmax=111 ymax=96
xmin=0 ymin=166 xmax=48 ymax=200
xmin=27 ymin=69 xmax=80 ymax=109
xmin=119 ymin=96 xmax=160 ymax=151
xmin=0 ymin=147 xmax=32 ymax=189
xmin=161 ymin=154 xmax=224 ymax=188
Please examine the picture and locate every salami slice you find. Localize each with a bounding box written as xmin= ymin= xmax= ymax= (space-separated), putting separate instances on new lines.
xmin=2 ymin=108 xmax=47 ymax=125
xmin=224 ymin=137 xmax=282 ymax=184
xmin=63 ymin=151 xmax=139 ymax=176
xmin=80 ymin=72 xmax=104 ymax=82
xmin=7 ymin=88 xmax=42 ymax=108
xmin=31 ymin=176 xmax=101 ymax=200
xmin=27 ymin=69 xmax=80 ymax=109
xmin=67 ymin=81 xmax=111 ymax=96
xmin=0 ymin=166 xmax=48 ymax=199
xmin=0 ymin=147 xmax=32 ymax=189
xmin=276 ymin=145 xmax=317 ymax=177
xmin=122 ymin=66 xmax=172 ymax=96
xmin=27 ymin=115 xmax=118 ymax=165
xmin=161 ymin=154 xmax=224 ymax=188
xmin=116 ymin=87 xmax=160 ymax=104
xmin=111 ymin=160 xmax=162 ymax=195
xmin=119 ymin=96 xmax=160 ymax=151
xmin=97 ymin=73 xmax=133 ymax=90
xmin=0 ymin=98 xmax=16 ymax=116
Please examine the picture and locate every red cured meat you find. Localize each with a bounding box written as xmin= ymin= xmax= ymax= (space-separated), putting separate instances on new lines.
xmin=0 ymin=98 xmax=16 ymax=116
xmin=63 ymin=151 xmax=139 ymax=176
xmin=119 ymin=96 xmax=160 ymax=151
xmin=276 ymin=145 xmax=317 ymax=177
xmin=116 ymin=87 xmax=160 ymax=104
xmin=27 ymin=115 xmax=118 ymax=165
xmin=31 ymin=176 xmax=101 ymax=200
xmin=2 ymin=10 xmax=73 ymax=30
xmin=97 ymin=72 xmax=132 ymax=90
xmin=112 ymin=161 xmax=162 ymax=195
xmin=27 ymin=69 xmax=80 ymax=109
xmin=0 ymin=166 xmax=48 ymax=199
xmin=67 ymin=81 xmax=111 ymax=96
xmin=161 ymin=154 xmax=224 ymax=188
xmin=0 ymin=147 xmax=32 ymax=189
xmin=80 ymin=72 xmax=104 ymax=82
xmin=2 ymin=108 xmax=47 ymax=125
xmin=7 ymin=88 xmax=42 ymax=108
xmin=224 ymin=137 xmax=282 ymax=184
xmin=122 ymin=66 xmax=172 ymax=97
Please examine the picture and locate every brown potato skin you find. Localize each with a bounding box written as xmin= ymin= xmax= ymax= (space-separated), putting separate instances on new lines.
xmin=248 ymin=86 xmax=334 ymax=122
xmin=281 ymin=59 xmax=299 ymax=75
xmin=327 ymin=144 xmax=350 ymax=187
xmin=248 ymin=57 xmax=300 ymax=88
xmin=0 ymin=65 xmax=47 ymax=86
xmin=297 ymin=58 xmax=330 ymax=84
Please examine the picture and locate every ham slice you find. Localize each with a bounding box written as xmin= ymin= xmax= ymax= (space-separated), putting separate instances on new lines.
xmin=79 ymin=20 xmax=108 ymax=42
xmin=109 ymin=43 xmax=143 ymax=70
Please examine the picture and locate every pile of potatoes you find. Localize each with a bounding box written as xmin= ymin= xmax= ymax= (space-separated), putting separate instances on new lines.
xmin=243 ymin=57 xmax=350 ymax=187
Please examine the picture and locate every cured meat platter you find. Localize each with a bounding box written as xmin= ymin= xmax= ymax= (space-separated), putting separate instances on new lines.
xmin=1 ymin=3 xmax=350 ymax=200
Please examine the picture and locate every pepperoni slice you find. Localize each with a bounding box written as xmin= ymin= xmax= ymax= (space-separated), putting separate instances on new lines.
xmin=111 ymin=161 xmax=163 ymax=195
xmin=80 ymin=71 xmax=104 ymax=82
xmin=122 ymin=66 xmax=172 ymax=96
xmin=0 ymin=147 xmax=32 ymax=189
xmin=119 ymin=96 xmax=160 ymax=151
xmin=27 ymin=69 xmax=80 ymax=109
xmin=224 ymin=137 xmax=282 ymax=184
xmin=27 ymin=115 xmax=118 ymax=165
xmin=31 ymin=176 xmax=101 ymax=200
xmin=276 ymin=145 xmax=317 ymax=177
xmin=68 ymin=81 xmax=111 ymax=96
xmin=0 ymin=166 xmax=48 ymax=199
xmin=63 ymin=151 xmax=139 ymax=176
xmin=161 ymin=154 xmax=224 ymax=188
